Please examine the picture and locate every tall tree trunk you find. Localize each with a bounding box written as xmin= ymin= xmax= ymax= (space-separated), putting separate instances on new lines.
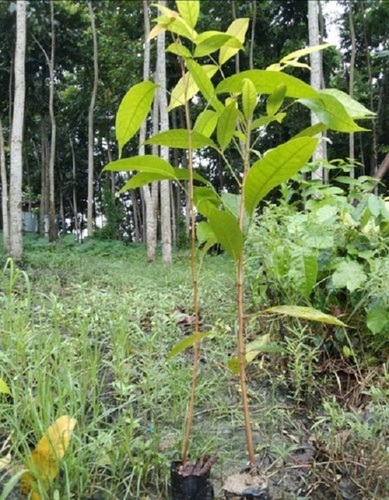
xmin=360 ymin=0 xmax=378 ymax=177
xmin=157 ymin=0 xmax=172 ymax=265
xmin=40 ymin=118 xmax=49 ymax=237
xmin=48 ymin=0 xmax=57 ymax=241
xmin=348 ymin=0 xmax=356 ymax=177
xmin=249 ymin=0 xmax=257 ymax=70
xmin=141 ymin=0 xmax=158 ymax=261
xmin=87 ymin=0 xmax=99 ymax=237
xmin=0 ymin=118 xmax=10 ymax=253
xmin=69 ymin=134 xmax=79 ymax=241
xmin=9 ymin=0 xmax=26 ymax=260
xmin=308 ymin=0 xmax=325 ymax=182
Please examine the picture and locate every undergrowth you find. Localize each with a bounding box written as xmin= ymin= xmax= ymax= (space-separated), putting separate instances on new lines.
xmin=0 ymin=234 xmax=388 ymax=499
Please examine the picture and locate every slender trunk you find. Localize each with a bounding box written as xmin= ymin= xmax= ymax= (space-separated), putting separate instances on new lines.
xmin=348 ymin=0 xmax=356 ymax=177
xmin=40 ymin=118 xmax=49 ymax=237
xmin=231 ymin=0 xmax=240 ymax=72
xmin=9 ymin=0 xmax=26 ymax=260
xmin=87 ymin=0 xmax=99 ymax=237
xmin=249 ymin=1 xmax=257 ymax=70
xmin=131 ymin=190 xmax=141 ymax=242
xmin=360 ymin=0 xmax=378 ymax=177
xmin=308 ymin=0 xmax=325 ymax=181
xmin=157 ymin=1 xmax=172 ymax=265
xmin=69 ymin=135 xmax=79 ymax=240
xmin=170 ymin=183 xmax=176 ymax=248
xmin=48 ymin=0 xmax=57 ymax=241
xmin=0 ymin=118 xmax=10 ymax=252
xmin=141 ymin=0 xmax=158 ymax=261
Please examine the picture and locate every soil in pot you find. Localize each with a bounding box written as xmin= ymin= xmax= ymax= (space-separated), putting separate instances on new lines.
xmin=223 ymin=469 xmax=269 ymax=499
xmin=171 ymin=455 xmax=217 ymax=500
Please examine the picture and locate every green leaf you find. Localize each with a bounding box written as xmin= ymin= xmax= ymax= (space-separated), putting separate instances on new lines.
xmin=217 ymin=102 xmax=238 ymax=151
xmin=194 ymin=187 xmax=221 ymax=215
xmin=197 ymin=221 xmax=216 ymax=244
xmin=167 ymin=332 xmax=214 ymax=360
xmin=194 ymin=33 xmax=242 ymax=58
xmin=290 ymin=251 xmax=318 ymax=299
xmin=145 ymin=129 xmax=217 ymax=149
xmin=118 ymin=167 xmax=208 ymax=192
xmin=266 ymin=84 xmax=286 ymax=116
xmin=176 ymin=0 xmax=199 ymax=29
xmin=228 ymin=335 xmax=285 ymax=373
xmin=244 ymin=137 xmax=318 ymax=216
xmin=206 ymin=205 xmax=243 ymax=261
xmin=104 ymin=155 xmax=174 ymax=174
xmin=250 ymin=113 xmax=286 ymax=130
xmin=115 ymin=81 xmax=157 ymax=157
xmin=299 ymin=92 xmax=368 ymax=132
xmin=293 ymin=122 xmax=327 ymax=138
xmin=366 ymin=302 xmax=389 ymax=335
xmin=242 ymin=78 xmax=257 ymax=121
xmin=0 ymin=378 xmax=11 ymax=395
xmin=154 ymin=4 xmax=197 ymax=40
xmin=194 ymin=110 xmax=218 ymax=137
xmin=263 ymin=305 xmax=347 ymax=326
xmin=332 ymin=261 xmax=367 ymax=292
xmin=217 ymin=70 xmax=318 ymax=99
xmin=185 ymin=59 xmax=224 ymax=113
xmin=168 ymin=65 xmax=219 ymax=112
xmin=166 ymin=42 xmax=192 ymax=58
xmin=320 ymin=89 xmax=375 ymax=119
xmin=219 ymin=18 xmax=250 ymax=65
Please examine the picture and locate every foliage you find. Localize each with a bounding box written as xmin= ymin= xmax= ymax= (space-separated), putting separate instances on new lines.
xmin=245 ymin=175 xmax=389 ymax=358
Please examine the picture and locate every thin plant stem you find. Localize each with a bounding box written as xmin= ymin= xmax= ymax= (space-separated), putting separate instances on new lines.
xmin=177 ymin=52 xmax=200 ymax=466
xmin=236 ymin=121 xmax=256 ymax=469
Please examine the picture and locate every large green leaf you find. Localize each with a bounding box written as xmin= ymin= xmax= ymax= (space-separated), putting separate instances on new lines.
xmin=168 ymin=65 xmax=219 ymax=111
xmin=185 ymin=59 xmax=224 ymax=113
xmin=166 ymin=42 xmax=192 ymax=58
xmin=217 ymin=102 xmax=238 ymax=151
xmin=332 ymin=261 xmax=367 ymax=292
xmin=299 ymin=92 xmax=368 ymax=132
xmin=200 ymin=203 xmax=243 ymax=261
xmin=266 ymin=84 xmax=286 ymax=116
xmin=193 ymin=110 xmax=218 ymax=137
xmin=263 ymin=305 xmax=347 ymax=326
xmin=119 ymin=172 xmax=174 ymax=192
xmin=176 ymin=0 xmax=199 ymax=29
xmin=172 ymin=168 xmax=209 ymax=185
xmin=194 ymin=33 xmax=242 ymax=58
xmin=244 ymin=137 xmax=318 ymax=216
xmin=293 ymin=122 xmax=327 ymax=138
xmin=219 ymin=18 xmax=249 ymax=65
xmin=115 ymin=81 xmax=157 ymax=157
xmin=196 ymin=220 xmax=216 ymax=244
xmin=290 ymin=250 xmax=318 ymax=299
xmin=320 ymin=89 xmax=375 ymax=119
xmin=194 ymin=187 xmax=221 ymax=216
xmin=250 ymin=113 xmax=286 ymax=130
xmin=145 ymin=129 xmax=217 ymax=149
xmin=217 ymin=70 xmax=318 ymax=99
xmin=155 ymin=5 xmax=197 ymax=40
xmin=104 ymin=155 xmax=174 ymax=174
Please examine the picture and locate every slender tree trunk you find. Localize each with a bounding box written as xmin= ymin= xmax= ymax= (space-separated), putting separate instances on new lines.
xmin=360 ymin=0 xmax=378 ymax=177
xmin=308 ymin=0 xmax=325 ymax=181
xmin=249 ymin=1 xmax=257 ymax=70
xmin=157 ymin=0 xmax=172 ymax=264
xmin=87 ymin=0 xmax=98 ymax=237
xmin=48 ymin=0 xmax=57 ymax=241
xmin=348 ymin=0 xmax=356 ymax=177
xmin=9 ymin=0 xmax=26 ymax=260
xmin=40 ymin=118 xmax=49 ymax=237
xmin=0 ymin=118 xmax=10 ymax=252
xmin=69 ymin=134 xmax=79 ymax=241
xmin=231 ymin=0 xmax=240 ymax=72
xmin=141 ymin=0 xmax=158 ymax=261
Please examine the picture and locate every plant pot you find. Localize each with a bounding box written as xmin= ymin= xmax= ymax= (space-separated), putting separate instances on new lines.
xmin=170 ymin=456 xmax=216 ymax=500
xmin=223 ymin=470 xmax=269 ymax=499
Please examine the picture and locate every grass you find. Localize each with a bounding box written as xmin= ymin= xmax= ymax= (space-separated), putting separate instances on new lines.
xmin=0 ymin=234 xmax=388 ymax=499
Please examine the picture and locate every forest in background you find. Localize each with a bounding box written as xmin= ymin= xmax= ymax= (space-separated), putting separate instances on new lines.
xmin=0 ymin=0 xmax=389 ymax=258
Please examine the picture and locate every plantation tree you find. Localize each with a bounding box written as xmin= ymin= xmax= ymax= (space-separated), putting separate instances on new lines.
xmin=87 ymin=0 xmax=98 ymax=237
xmin=9 ymin=0 xmax=27 ymax=260
xmin=48 ymin=0 xmax=56 ymax=241
xmin=0 ymin=119 xmax=9 ymax=252
xmin=308 ymin=0 xmax=325 ymax=180
xmin=157 ymin=0 xmax=172 ymax=265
